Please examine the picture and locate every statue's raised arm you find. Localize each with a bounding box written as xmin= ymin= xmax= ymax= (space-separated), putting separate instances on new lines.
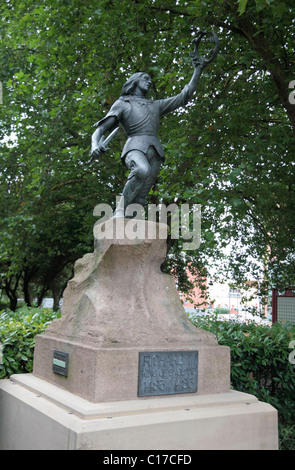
xmin=190 ymin=31 xmax=219 ymax=68
xmin=90 ymin=31 xmax=219 ymax=218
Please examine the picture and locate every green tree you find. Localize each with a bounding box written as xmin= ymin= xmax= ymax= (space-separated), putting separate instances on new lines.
xmin=0 ymin=0 xmax=294 ymax=307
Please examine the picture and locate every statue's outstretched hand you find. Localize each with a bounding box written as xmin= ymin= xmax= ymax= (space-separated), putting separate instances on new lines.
xmin=90 ymin=135 xmax=110 ymax=162
xmin=192 ymin=55 xmax=207 ymax=70
xmin=190 ymin=31 xmax=219 ymax=70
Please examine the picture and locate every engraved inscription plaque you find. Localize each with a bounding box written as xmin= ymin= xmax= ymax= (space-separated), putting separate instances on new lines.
xmin=52 ymin=350 xmax=69 ymax=377
xmin=138 ymin=350 xmax=198 ymax=397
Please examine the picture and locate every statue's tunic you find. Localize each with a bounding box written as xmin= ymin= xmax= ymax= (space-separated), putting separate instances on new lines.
xmin=98 ymin=84 xmax=193 ymax=164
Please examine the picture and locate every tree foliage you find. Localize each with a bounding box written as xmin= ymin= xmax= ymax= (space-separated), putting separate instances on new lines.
xmin=0 ymin=0 xmax=294 ymax=308
xmin=0 ymin=306 xmax=61 ymax=377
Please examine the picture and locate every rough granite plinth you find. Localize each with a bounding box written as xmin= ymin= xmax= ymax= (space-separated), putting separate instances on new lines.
xmin=33 ymin=219 xmax=230 ymax=402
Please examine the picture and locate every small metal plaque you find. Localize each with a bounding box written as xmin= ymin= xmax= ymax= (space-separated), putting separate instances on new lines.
xmin=138 ymin=350 xmax=198 ymax=397
xmin=52 ymin=350 xmax=69 ymax=377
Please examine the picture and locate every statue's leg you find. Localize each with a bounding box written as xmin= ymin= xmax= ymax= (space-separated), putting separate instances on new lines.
xmin=114 ymin=150 xmax=150 ymax=217
xmin=135 ymin=146 xmax=161 ymax=207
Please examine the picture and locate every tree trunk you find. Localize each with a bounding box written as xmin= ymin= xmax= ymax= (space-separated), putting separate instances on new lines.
xmin=52 ymin=294 xmax=61 ymax=312
xmin=235 ymin=15 xmax=295 ymax=135
xmin=4 ymin=274 xmax=21 ymax=311
xmin=7 ymin=293 xmax=18 ymax=311
xmin=23 ymin=268 xmax=32 ymax=307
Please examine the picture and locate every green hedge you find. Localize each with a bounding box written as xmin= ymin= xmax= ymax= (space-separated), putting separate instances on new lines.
xmin=0 ymin=307 xmax=60 ymax=379
xmin=193 ymin=314 xmax=295 ymax=450
xmin=1 ymin=307 xmax=295 ymax=449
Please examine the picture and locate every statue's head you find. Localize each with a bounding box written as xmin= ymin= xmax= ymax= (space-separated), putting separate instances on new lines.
xmin=121 ymin=72 xmax=152 ymax=96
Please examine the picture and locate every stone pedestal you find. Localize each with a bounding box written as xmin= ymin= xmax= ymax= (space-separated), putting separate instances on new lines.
xmin=0 ymin=374 xmax=278 ymax=450
xmin=33 ymin=219 xmax=230 ymax=402
xmin=0 ymin=218 xmax=278 ymax=449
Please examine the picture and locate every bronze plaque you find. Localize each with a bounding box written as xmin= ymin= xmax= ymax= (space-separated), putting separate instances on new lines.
xmin=138 ymin=350 xmax=198 ymax=397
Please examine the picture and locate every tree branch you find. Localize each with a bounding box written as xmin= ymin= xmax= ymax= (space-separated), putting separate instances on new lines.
xmin=234 ymin=15 xmax=295 ymax=135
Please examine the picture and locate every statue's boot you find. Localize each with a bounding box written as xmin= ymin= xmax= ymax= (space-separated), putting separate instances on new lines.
xmin=113 ymin=173 xmax=145 ymax=218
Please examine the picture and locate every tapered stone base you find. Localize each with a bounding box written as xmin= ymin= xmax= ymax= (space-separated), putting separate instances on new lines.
xmin=33 ymin=219 xmax=230 ymax=402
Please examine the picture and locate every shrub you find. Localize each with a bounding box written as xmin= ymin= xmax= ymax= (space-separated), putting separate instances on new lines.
xmin=193 ymin=314 xmax=295 ymax=449
xmin=0 ymin=307 xmax=60 ymax=379
xmin=213 ymin=307 xmax=229 ymax=314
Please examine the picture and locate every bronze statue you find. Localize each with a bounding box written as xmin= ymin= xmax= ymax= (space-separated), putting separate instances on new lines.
xmin=91 ymin=31 xmax=219 ymax=217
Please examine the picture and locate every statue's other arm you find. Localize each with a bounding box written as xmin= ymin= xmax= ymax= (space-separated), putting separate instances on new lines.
xmin=91 ymin=116 xmax=119 ymax=158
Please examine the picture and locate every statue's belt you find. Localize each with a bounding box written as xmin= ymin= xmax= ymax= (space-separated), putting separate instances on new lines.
xmin=126 ymin=132 xmax=157 ymax=137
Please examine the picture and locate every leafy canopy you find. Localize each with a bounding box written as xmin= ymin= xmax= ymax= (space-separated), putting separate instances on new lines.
xmin=0 ymin=0 xmax=294 ymax=307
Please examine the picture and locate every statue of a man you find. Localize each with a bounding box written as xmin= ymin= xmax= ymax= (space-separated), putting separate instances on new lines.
xmin=91 ymin=32 xmax=218 ymax=217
